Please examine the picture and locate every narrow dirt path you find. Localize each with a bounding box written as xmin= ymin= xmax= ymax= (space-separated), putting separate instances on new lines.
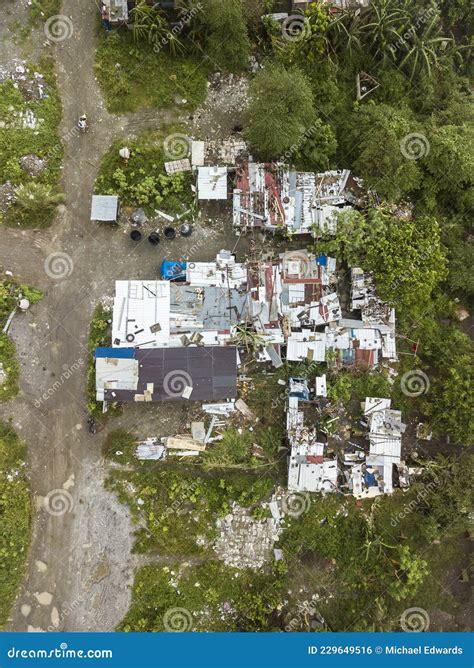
xmin=2 ymin=1 xmax=184 ymax=632
xmin=2 ymin=0 xmax=240 ymax=632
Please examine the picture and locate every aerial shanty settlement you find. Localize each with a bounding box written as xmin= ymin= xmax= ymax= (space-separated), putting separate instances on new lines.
xmin=95 ymin=150 xmax=406 ymax=500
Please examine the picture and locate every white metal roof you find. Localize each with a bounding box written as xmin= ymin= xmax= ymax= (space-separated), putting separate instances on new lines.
xmin=112 ymin=280 xmax=171 ymax=348
xmin=287 ymin=332 xmax=326 ymax=362
xmin=90 ymin=195 xmax=119 ymax=221
xmin=197 ymin=166 xmax=228 ymax=200
xmin=288 ymin=459 xmax=338 ymax=493
xmin=95 ymin=357 xmax=138 ymax=399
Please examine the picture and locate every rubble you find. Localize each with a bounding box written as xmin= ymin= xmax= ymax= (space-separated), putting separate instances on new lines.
xmin=214 ymin=502 xmax=282 ymax=570
xmin=19 ymin=154 xmax=47 ymax=177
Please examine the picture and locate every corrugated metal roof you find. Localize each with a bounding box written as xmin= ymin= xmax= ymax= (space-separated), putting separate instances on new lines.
xmin=103 ymin=346 xmax=237 ymax=403
xmin=197 ymin=166 xmax=228 ymax=200
xmin=112 ymin=280 xmax=171 ymax=348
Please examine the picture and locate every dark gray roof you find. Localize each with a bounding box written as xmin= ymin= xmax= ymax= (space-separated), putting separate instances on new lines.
xmin=103 ymin=346 xmax=237 ymax=402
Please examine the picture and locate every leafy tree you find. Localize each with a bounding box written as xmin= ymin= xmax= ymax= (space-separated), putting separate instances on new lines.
xmin=343 ymin=103 xmax=424 ymax=202
xmin=279 ymin=3 xmax=330 ymax=65
xmin=244 ymin=64 xmax=316 ymax=158
xmin=425 ymin=331 xmax=474 ymax=444
xmin=424 ymin=124 xmax=474 ymax=197
xmin=202 ymin=0 xmax=251 ymax=72
xmin=363 ymin=210 xmax=447 ymax=315
xmin=295 ymin=118 xmax=337 ymax=171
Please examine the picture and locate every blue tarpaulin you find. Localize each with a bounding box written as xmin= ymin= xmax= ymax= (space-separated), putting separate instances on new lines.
xmin=365 ymin=471 xmax=378 ymax=487
xmin=316 ymin=254 xmax=328 ymax=266
xmin=95 ymin=347 xmax=135 ymax=359
xmin=160 ymin=260 xmax=187 ymax=281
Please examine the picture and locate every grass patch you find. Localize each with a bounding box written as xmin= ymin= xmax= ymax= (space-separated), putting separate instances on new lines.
xmin=0 ymin=57 xmax=63 ymax=228
xmin=118 ymin=560 xmax=284 ymax=632
xmin=0 ymin=422 xmax=31 ymax=628
xmin=28 ymin=0 xmax=61 ymax=25
xmin=94 ymin=131 xmax=195 ymax=217
xmin=94 ymin=30 xmax=208 ymax=114
xmin=0 ymin=335 xmax=20 ymax=401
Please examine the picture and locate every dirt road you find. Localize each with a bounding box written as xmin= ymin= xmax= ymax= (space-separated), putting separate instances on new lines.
xmin=1 ymin=1 xmax=240 ymax=631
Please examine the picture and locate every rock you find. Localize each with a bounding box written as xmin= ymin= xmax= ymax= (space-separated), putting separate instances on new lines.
xmin=34 ymin=591 xmax=53 ymax=606
xmin=35 ymin=560 xmax=48 ymax=573
xmin=21 ymin=604 xmax=31 ymax=617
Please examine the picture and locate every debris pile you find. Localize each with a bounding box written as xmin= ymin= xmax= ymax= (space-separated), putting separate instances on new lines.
xmin=214 ymin=502 xmax=282 ymax=570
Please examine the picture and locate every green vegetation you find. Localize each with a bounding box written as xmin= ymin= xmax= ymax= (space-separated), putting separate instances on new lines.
xmin=117 ymin=451 xmax=472 ymax=631
xmin=200 ymin=0 xmax=251 ymax=73
xmin=104 ymin=428 xmax=275 ymax=555
xmin=0 ymin=422 xmax=31 ymax=628
xmin=0 ymin=335 xmax=20 ymax=401
xmin=280 ymin=453 xmax=473 ymax=631
xmin=0 ymin=58 xmax=63 ymax=227
xmin=94 ymin=30 xmax=208 ymax=114
xmin=244 ymin=64 xmax=317 ymax=159
xmin=28 ymin=0 xmax=61 ymax=26
xmin=94 ymin=131 xmax=195 ymax=216
xmin=119 ymin=560 xmax=283 ymax=632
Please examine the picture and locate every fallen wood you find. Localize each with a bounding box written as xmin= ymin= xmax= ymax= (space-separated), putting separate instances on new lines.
xmin=164 ymin=436 xmax=207 ymax=452
xmin=235 ymin=398 xmax=256 ymax=421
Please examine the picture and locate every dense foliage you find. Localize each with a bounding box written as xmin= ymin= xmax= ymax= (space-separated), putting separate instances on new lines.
xmin=0 ymin=422 xmax=30 ymax=628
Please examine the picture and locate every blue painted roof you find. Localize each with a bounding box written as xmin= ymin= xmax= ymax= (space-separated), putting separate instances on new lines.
xmin=95 ymin=347 xmax=135 ymax=359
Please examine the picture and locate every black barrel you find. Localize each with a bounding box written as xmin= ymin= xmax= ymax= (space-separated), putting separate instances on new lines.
xmin=130 ymin=230 xmax=142 ymax=241
xmin=148 ymin=232 xmax=160 ymax=246
xmin=164 ymin=226 xmax=176 ymax=240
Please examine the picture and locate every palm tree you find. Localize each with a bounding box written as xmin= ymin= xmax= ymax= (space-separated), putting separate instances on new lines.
xmin=398 ymin=9 xmax=453 ymax=81
xmin=131 ymin=1 xmax=168 ymax=47
xmin=14 ymin=182 xmax=65 ymax=214
xmin=327 ymin=8 xmax=363 ymax=59
xmin=361 ymin=0 xmax=411 ymax=65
